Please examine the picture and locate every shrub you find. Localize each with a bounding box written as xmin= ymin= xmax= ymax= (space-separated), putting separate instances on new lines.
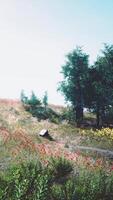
xmin=26 ymin=106 xmax=60 ymax=123
xmin=103 ymin=107 xmax=113 ymax=126
xmin=0 ymin=161 xmax=51 ymax=200
xmin=49 ymin=157 xmax=73 ymax=181
xmin=42 ymin=91 xmax=48 ymax=110
xmin=51 ymin=179 xmax=77 ymax=200
xmin=0 ymin=158 xmax=113 ymax=200
xmin=20 ymin=90 xmax=41 ymax=108
xmin=76 ymin=167 xmax=113 ymax=200
xmin=27 ymin=91 xmax=41 ymax=108
xmin=20 ymin=90 xmax=28 ymax=104
xmin=20 ymin=91 xmax=61 ymax=123
xmin=61 ymin=107 xmax=76 ymax=124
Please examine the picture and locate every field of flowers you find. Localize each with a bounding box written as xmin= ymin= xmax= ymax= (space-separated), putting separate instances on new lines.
xmin=95 ymin=128 xmax=113 ymax=140
xmin=81 ymin=128 xmax=113 ymax=141
xmin=0 ymin=125 xmax=113 ymax=199
xmin=0 ymin=100 xmax=113 ymax=199
xmin=79 ymin=127 xmax=113 ymax=151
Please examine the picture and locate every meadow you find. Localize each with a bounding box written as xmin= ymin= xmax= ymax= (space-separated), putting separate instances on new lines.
xmin=0 ymin=99 xmax=113 ymax=200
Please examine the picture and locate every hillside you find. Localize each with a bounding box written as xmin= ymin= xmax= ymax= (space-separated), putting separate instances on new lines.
xmin=0 ymin=99 xmax=113 ymax=199
xmin=0 ymin=99 xmax=113 ymax=168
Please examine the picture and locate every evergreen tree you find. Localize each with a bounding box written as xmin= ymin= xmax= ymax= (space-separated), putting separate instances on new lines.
xmin=28 ymin=91 xmax=41 ymax=108
xmin=43 ymin=91 xmax=48 ymax=110
xmin=84 ymin=44 xmax=113 ymax=127
xmin=20 ymin=90 xmax=28 ymax=104
xmin=58 ymin=46 xmax=89 ymax=126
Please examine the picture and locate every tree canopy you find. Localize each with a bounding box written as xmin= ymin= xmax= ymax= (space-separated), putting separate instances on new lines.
xmin=58 ymin=46 xmax=89 ymax=126
xmin=58 ymin=44 xmax=113 ymax=127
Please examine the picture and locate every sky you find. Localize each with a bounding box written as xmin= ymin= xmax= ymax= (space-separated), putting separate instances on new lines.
xmin=0 ymin=0 xmax=113 ymax=105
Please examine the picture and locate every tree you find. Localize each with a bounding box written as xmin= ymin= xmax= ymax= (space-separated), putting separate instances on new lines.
xmin=96 ymin=44 xmax=113 ymax=126
xmin=28 ymin=91 xmax=41 ymax=109
xmin=84 ymin=66 xmax=105 ymax=127
xmin=20 ymin=90 xmax=28 ymax=104
xmin=43 ymin=91 xmax=48 ymax=110
xmin=84 ymin=44 xmax=113 ymax=127
xmin=58 ymin=46 xmax=89 ymax=126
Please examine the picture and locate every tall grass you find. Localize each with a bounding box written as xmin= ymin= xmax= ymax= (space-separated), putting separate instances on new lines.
xmin=0 ymin=158 xmax=113 ymax=200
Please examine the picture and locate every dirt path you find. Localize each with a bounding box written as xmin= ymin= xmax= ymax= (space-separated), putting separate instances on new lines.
xmin=68 ymin=145 xmax=113 ymax=158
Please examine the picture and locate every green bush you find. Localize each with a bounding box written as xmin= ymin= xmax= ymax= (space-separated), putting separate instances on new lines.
xmin=20 ymin=91 xmax=61 ymax=123
xmin=49 ymin=157 xmax=73 ymax=181
xmin=51 ymin=179 xmax=77 ymax=200
xmin=0 ymin=161 xmax=51 ymax=200
xmin=61 ymin=107 xmax=76 ymax=124
xmin=103 ymin=107 xmax=113 ymax=125
xmin=76 ymin=168 xmax=113 ymax=200
xmin=21 ymin=90 xmax=41 ymax=108
xmin=0 ymin=158 xmax=113 ymax=200
xmin=26 ymin=106 xmax=60 ymax=123
xmin=27 ymin=91 xmax=41 ymax=108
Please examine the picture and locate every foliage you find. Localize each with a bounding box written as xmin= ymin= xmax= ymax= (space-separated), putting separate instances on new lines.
xmin=0 ymin=161 xmax=51 ymax=200
xmin=103 ymin=107 xmax=113 ymax=125
xmin=80 ymin=127 xmax=113 ymax=150
xmin=21 ymin=90 xmax=41 ymax=108
xmin=27 ymin=106 xmax=60 ymax=123
xmin=61 ymin=106 xmax=77 ymax=124
xmin=49 ymin=157 xmax=73 ymax=180
xmin=85 ymin=44 xmax=113 ymax=127
xmin=51 ymin=179 xmax=77 ymax=200
xmin=0 ymin=158 xmax=113 ymax=200
xmin=94 ymin=128 xmax=113 ymax=141
xmin=28 ymin=91 xmax=41 ymax=108
xmin=20 ymin=91 xmax=60 ymax=123
xmin=42 ymin=91 xmax=48 ymax=110
xmin=58 ymin=46 xmax=89 ymax=125
xmin=76 ymin=167 xmax=113 ymax=200
xmin=20 ymin=90 xmax=28 ymax=104
xmin=81 ymin=127 xmax=113 ymax=141
xmin=58 ymin=44 xmax=113 ymax=127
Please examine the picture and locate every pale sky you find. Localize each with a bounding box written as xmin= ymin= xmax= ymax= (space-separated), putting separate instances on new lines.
xmin=0 ymin=0 xmax=113 ymax=105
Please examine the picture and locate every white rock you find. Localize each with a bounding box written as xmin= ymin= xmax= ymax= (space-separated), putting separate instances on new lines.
xmin=39 ymin=129 xmax=48 ymax=136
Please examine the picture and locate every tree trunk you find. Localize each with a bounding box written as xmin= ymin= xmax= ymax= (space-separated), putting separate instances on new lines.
xmin=96 ymin=104 xmax=100 ymax=128
xmin=101 ymin=106 xmax=105 ymax=126
xmin=76 ymin=106 xmax=83 ymax=127
xmin=75 ymin=79 xmax=84 ymax=127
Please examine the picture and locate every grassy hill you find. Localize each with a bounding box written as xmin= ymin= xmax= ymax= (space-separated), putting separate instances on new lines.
xmin=0 ymin=99 xmax=113 ymax=199
xmin=0 ymin=98 xmax=113 ymax=168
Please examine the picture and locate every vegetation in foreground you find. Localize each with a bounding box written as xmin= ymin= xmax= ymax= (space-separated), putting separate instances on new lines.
xmin=0 ymin=157 xmax=113 ymax=200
